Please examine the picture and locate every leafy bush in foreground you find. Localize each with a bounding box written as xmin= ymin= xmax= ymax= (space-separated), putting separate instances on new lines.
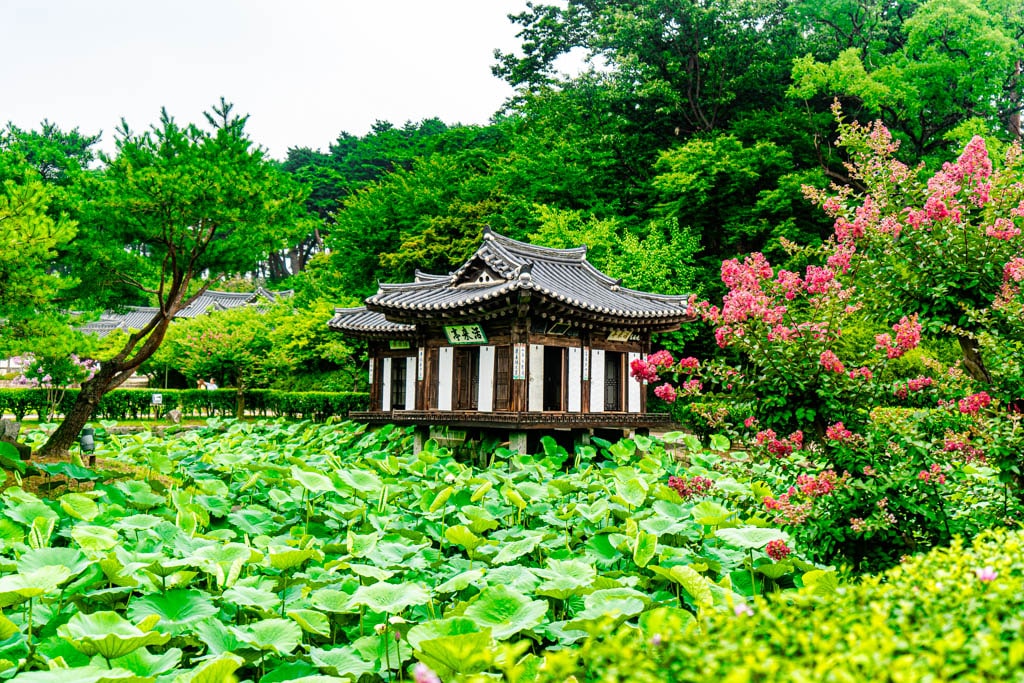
xmin=526 ymin=527 xmax=1024 ymax=682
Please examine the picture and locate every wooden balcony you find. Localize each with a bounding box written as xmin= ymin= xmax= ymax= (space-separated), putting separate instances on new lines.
xmin=348 ymin=410 xmax=673 ymax=430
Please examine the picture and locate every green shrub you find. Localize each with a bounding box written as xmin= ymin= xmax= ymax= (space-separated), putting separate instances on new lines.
xmin=524 ymin=528 xmax=1024 ymax=682
xmin=0 ymin=388 xmax=368 ymax=422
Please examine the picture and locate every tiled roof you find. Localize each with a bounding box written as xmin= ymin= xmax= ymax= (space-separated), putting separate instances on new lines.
xmin=326 ymin=308 xmax=416 ymax=336
xmin=364 ymin=227 xmax=693 ymax=322
xmin=79 ymin=289 xmax=291 ymax=337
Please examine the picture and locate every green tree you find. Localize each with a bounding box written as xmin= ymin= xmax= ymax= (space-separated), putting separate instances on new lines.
xmin=39 ymin=101 xmax=308 ymax=457
xmin=790 ymin=0 xmax=1021 ymax=161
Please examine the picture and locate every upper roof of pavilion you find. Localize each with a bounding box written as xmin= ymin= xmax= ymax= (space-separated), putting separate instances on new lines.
xmin=328 ymin=227 xmax=694 ymax=337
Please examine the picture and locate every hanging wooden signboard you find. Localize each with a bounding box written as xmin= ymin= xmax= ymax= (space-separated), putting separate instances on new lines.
xmin=444 ymin=324 xmax=488 ymax=345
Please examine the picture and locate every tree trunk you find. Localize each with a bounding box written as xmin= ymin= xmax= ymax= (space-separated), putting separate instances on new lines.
xmin=38 ymin=362 xmax=130 ymax=457
xmin=957 ymin=335 xmax=992 ymax=384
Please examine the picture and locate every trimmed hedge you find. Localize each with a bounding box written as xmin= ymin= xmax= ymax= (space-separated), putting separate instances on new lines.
xmin=0 ymin=388 xmax=368 ymax=422
xmin=525 ymin=528 xmax=1024 ymax=682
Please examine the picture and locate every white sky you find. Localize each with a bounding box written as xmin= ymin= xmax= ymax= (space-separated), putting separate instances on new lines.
xmin=2 ymin=0 xmax=545 ymax=160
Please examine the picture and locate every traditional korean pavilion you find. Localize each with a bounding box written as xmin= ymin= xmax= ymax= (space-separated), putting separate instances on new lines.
xmin=329 ymin=227 xmax=694 ymax=452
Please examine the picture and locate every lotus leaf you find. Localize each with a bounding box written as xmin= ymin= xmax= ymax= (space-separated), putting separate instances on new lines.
xmin=268 ymin=546 xmax=320 ymax=571
xmin=691 ymin=500 xmax=735 ymax=527
xmin=59 ymin=493 xmax=101 ymax=522
xmin=406 ymin=617 xmax=480 ymax=651
xmin=17 ymin=548 xmax=90 ymax=578
xmin=287 ymin=608 xmax=331 ymax=637
xmin=0 ymin=566 xmax=73 ymax=607
xmin=231 ymin=617 xmax=302 ymax=654
xmin=106 ymin=646 xmax=182 ymax=677
xmin=170 ymin=653 xmax=244 ymax=683
xmin=8 ymin=665 xmax=152 ymax=683
xmin=127 ymin=589 xmax=219 ymax=635
xmin=463 ymin=584 xmax=548 ymax=640
xmin=223 ymin=584 xmax=280 ymax=611
xmin=414 ymin=628 xmax=493 ymax=677
xmin=72 ymin=525 xmax=120 ymax=553
xmin=311 ymin=588 xmax=356 ymax=614
xmin=59 ymin=611 xmax=170 ymax=661
xmin=434 ymin=568 xmax=486 ymax=593
xmin=350 ymin=580 xmax=431 ymax=614
xmin=715 ymin=527 xmax=789 ymax=550
xmin=309 ymin=646 xmax=376 ymax=678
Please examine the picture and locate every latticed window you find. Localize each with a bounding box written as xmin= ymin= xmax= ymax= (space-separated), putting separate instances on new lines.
xmin=391 ymin=358 xmax=407 ymax=410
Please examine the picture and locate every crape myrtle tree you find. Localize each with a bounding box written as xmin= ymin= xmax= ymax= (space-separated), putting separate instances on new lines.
xmin=634 ymin=110 xmax=1024 ymax=433
xmin=39 ymin=101 xmax=309 ymax=457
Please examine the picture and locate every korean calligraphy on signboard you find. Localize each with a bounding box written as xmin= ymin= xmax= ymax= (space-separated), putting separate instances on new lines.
xmin=444 ymin=324 xmax=488 ymax=345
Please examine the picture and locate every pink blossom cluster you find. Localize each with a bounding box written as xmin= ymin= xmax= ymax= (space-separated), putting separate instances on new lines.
xmin=647 ymin=349 xmax=675 ymax=368
xmin=986 ymin=217 xmax=1021 ymax=241
xmin=917 ymin=463 xmax=946 ymax=485
xmin=763 ymin=488 xmax=813 ymax=525
xmin=629 ymin=357 xmax=661 ymax=383
xmin=680 ymin=379 xmax=702 ymax=396
xmin=943 ymin=435 xmax=985 ymax=463
xmin=958 ymin=391 xmax=992 ymax=415
xmin=765 ymin=539 xmax=792 ymax=562
xmin=677 ymin=356 xmax=700 ymax=371
xmin=743 ymin=415 xmax=758 ymax=428
xmin=819 ymin=350 xmax=845 ymax=374
xmin=847 ymin=367 xmax=873 ymax=381
xmin=667 ymin=474 xmax=715 ymax=501
xmin=893 ymin=375 xmax=934 ymax=399
xmin=874 ymin=314 xmax=922 ymax=359
xmin=755 ymin=429 xmax=804 ymax=457
xmin=850 ymin=517 xmax=866 ymax=532
xmin=653 ymin=383 xmax=677 ymax=402
xmin=796 ymin=470 xmax=844 ymax=497
xmin=824 ymin=422 xmax=855 ymax=442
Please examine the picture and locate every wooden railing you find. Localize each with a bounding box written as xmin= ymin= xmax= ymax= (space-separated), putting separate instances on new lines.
xmin=348 ymin=409 xmax=673 ymax=429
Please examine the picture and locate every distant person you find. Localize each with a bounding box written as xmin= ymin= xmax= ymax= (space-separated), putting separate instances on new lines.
xmin=197 ymin=378 xmax=206 ymax=390
xmin=206 ymin=378 xmax=218 ymax=390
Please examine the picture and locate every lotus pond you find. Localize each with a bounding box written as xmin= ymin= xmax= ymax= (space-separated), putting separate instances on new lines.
xmin=0 ymin=420 xmax=825 ymax=682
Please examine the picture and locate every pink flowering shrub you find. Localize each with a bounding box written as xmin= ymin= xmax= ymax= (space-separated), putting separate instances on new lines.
xmin=13 ymin=353 xmax=99 ymax=422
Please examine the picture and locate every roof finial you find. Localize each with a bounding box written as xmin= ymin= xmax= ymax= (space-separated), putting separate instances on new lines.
xmin=482 ymin=225 xmax=495 ymax=240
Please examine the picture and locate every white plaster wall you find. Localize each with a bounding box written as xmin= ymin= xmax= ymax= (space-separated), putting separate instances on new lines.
xmin=590 ymin=349 xmax=605 ymax=413
xmin=438 ymin=347 xmax=453 ymax=411
xmin=478 ymin=346 xmax=495 ymax=412
xmin=528 ymin=344 xmax=544 ymax=411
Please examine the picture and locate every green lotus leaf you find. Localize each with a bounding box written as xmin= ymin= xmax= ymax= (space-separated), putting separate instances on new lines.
xmin=291 ymin=466 xmax=337 ymax=494
xmin=632 ymin=531 xmax=658 ymax=568
xmin=406 ymin=617 xmax=481 ymax=651
xmin=223 ymin=584 xmax=280 ymax=611
xmin=170 ymin=653 xmax=244 ymax=683
xmin=649 ymin=565 xmax=713 ymax=609
xmin=310 ymin=588 xmax=356 ymax=614
xmin=231 ymin=617 xmax=302 ymax=655
xmin=17 ymin=547 xmax=90 ymax=578
xmin=492 ymin=534 xmax=545 ymax=565
xmin=335 ymin=468 xmax=383 ymax=495
xmin=715 ymin=527 xmax=789 ymax=550
xmin=415 ymin=628 xmax=493 ymax=677
xmin=569 ymin=588 xmax=646 ymax=627
xmin=691 ymin=501 xmax=735 ymax=527
xmin=0 ymin=518 xmax=25 ymax=547
xmin=428 ymin=486 xmax=454 ymax=513
xmin=114 ymin=515 xmax=165 ymax=532
xmin=443 ymin=525 xmax=485 ymax=553
xmin=0 ymin=565 xmax=73 ymax=607
xmin=757 ymin=561 xmax=795 ymax=580
xmin=8 ymin=665 xmax=151 ymax=683
xmin=345 ymin=530 xmax=378 ymax=557
xmin=225 ymin=507 xmax=280 ymax=536
xmin=192 ymin=542 xmax=261 ymax=589
xmin=801 ymin=569 xmax=839 ymax=597
xmin=288 ymin=608 xmax=331 ymax=637
xmin=59 ymin=611 xmax=170 ymax=660
xmin=59 ymin=493 xmax=101 ymax=522
xmin=350 ymin=581 xmax=431 ymax=614
xmin=463 ymin=585 xmax=548 ymax=640
xmin=72 ymin=525 xmax=120 ymax=553
xmin=434 ymin=568 xmax=486 ymax=593
xmin=309 ymin=646 xmax=376 ymax=678
xmin=108 ymin=646 xmax=182 ymax=677
xmin=268 ymin=546 xmax=321 ymax=571
xmin=127 ymin=589 xmax=219 ymax=635
xmin=192 ymin=618 xmax=241 ymax=656
xmin=534 ymin=559 xmax=596 ymax=600
xmin=344 ymin=562 xmax=394 ymax=581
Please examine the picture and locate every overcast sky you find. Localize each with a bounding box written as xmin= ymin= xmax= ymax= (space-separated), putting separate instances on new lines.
xmin=2 ymin=0 xmax=546 ymax=160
